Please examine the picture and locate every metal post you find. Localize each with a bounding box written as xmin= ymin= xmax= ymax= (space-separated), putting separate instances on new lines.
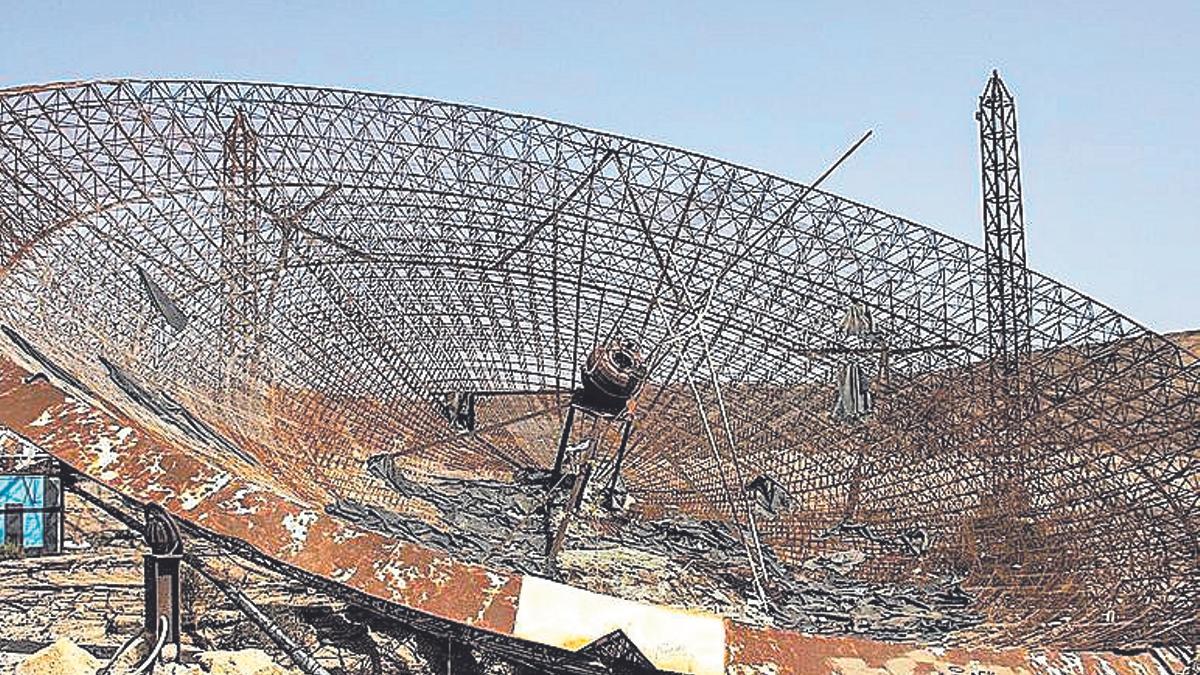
xmin=143 ymin=554 xmax=182 ymax=646
xmin=3 ymin=503 xmax=23 ymax=554
xmin=143 ymin=504 xmax=183 ymax=656
xmin=604 ymin=418 xmax=634 ymax=507
xmin=550 ymin=405 xmax=576 ymax=480
xmin=43 ymin=476 xmax=60 ymax=554
xmin=463 ymin=392 xmax=476 ymax=431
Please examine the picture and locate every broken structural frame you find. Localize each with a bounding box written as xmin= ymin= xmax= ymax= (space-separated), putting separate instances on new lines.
xmin=550 ymin=402 xmax=635 ymax=507
xmin=70 ymin=483 xmax=333 ymax=675
xmin=69 ymin=477 xmax=678 ymax=675
xmin=1 ymin=76 xmax=1197 ymax=648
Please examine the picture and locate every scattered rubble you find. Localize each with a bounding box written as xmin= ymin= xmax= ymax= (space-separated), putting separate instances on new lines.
xmin=329 ymin=457 xmax=981 ymax=643
xmin=0 ymin=484 xmax=491 ymax=675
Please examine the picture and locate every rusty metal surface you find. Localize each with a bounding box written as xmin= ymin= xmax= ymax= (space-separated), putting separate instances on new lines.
xmin=0 ymin=353 xmax=522 ymax=636
xmin=725 ymin=623 xmax=1187 ymax=675
xmin=1 ymin=353 xmax=1184 ymax=675
xmin=0 ymin=79 xmax=1196 ymax=653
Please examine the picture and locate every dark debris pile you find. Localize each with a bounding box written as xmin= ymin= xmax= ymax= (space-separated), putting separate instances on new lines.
xmin=326 ymin=456 xmax=980 ymax=643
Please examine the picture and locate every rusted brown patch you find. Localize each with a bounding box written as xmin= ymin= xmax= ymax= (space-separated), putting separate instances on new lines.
xmin=724 ymin=622 xmax=1172 ymax=675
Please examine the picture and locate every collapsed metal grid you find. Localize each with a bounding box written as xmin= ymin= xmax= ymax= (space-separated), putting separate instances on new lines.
xmin=0 ymin=79 xmax=1195 ymax=649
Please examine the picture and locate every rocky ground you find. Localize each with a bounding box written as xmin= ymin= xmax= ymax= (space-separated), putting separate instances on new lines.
xmin=0 ymin=483 xmax=517 ymax=674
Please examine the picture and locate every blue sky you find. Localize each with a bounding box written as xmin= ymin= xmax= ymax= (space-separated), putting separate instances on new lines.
xmin=2 ymin=1 xmax=1196 ymax=331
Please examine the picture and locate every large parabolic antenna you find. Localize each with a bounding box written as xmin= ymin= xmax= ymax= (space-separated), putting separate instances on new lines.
xmin=0 ymin=80 xmax=1196 ymax=666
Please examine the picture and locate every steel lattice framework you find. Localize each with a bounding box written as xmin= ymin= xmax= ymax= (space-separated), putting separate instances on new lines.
xmin=0 ymin=79 xmax=1196 ymax=649
xmin=979 ymin=70 xmax=1032 ymax=375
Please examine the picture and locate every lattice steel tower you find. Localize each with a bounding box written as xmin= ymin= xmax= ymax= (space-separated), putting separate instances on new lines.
xmin=978 ymin=70 xmax=1031 ymax=374
xmin=221 ymin=109 xmax=263 ymax=373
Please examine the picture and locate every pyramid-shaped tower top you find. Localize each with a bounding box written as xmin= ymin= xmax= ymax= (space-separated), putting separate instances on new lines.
xmin=981 ymin=69 xmax=1013 ymax=105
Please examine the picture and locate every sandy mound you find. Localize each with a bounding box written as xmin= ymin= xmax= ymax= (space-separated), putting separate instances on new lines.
xmin=15 ymin=638 xmax=101 ymax=675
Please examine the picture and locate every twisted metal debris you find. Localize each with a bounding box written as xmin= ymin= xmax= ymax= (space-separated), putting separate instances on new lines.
xmin=0 ymin=79 xmax=1196 ymax=650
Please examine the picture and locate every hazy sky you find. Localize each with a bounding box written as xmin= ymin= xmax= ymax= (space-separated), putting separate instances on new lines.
xmin=2 ymin=1 xmax=1196 ymax=331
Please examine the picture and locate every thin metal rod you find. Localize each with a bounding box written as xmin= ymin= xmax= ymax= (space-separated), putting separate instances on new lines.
xmin=551 ymin=405 xmax=577 ymax=479
xmin=489 ymin=148 xmax=617 ymax=271
xmin=604 ymin=418 xmax=634 ymax=504
xmin=704 ymin=129 xmax=874 ymax=303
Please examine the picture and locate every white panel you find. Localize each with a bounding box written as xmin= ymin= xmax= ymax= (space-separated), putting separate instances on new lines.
xmin=513 ymin=574 xmax=725 ymax=675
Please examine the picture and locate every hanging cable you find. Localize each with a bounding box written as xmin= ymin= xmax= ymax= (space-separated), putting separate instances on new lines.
xmin=128 ymin=616 xmax=169 ymax=675
xmin=96 ymin=628 xmax=144 ymax=675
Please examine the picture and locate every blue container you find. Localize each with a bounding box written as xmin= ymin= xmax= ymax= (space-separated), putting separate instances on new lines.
xmin=0 ymin=475 xmax=44 ymax=547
